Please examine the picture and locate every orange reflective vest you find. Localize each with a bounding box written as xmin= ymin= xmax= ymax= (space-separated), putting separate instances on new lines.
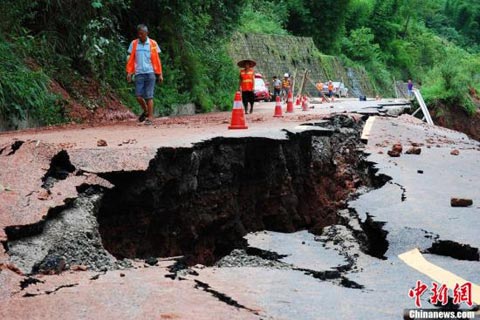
xmin=328 ymin=83 xmax=334 ymax=91
xmin=126 ymin=39 xmax=162 ymax=75
xmin=240 ymin=69 xmax=255 ymax=91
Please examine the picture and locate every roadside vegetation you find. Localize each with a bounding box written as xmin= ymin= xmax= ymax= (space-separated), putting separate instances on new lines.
xmin=0 ymin=0 xmax=479 ymax=128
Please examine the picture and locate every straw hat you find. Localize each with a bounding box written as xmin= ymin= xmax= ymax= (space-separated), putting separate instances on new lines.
xmin=237 ymin=59 xmax=257 ymax=68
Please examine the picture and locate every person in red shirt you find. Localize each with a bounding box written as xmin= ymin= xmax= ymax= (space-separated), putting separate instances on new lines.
xmin=238 ymin=59 xmax=256 ymax=114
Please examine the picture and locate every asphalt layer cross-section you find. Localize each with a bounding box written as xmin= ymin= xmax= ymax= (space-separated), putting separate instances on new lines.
xmin=0 ymin=99 xmax=479 ymax=319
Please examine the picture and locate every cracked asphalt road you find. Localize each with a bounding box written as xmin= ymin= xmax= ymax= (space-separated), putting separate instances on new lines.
xmin=1 ymin=100 xmax=479 ymax=319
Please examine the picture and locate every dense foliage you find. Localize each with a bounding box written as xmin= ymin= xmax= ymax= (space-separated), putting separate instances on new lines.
xmin=0 ymin=0 xmax=243 ymax=126
xmin=241 ymin=0 xmax=480 ymax=114
xmin=0 ymin=36 xmax=61 ymax=125
xmin=0 ymin=0 xmax=478 ymax=127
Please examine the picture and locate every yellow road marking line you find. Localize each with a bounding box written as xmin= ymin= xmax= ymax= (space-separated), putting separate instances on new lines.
xmin=398 ymin=248 xmax=480 ymax=305
xmin=361 ymin=116 xmax=376 ymax=142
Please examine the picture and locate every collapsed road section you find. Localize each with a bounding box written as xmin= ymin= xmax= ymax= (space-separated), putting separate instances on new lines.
xmin=2 ymin=115 xmax=383 ymax=274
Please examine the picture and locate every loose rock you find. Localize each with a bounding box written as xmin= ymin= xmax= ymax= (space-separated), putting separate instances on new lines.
xmin=97 ymin=139 xmax=108 ymax=147
xmin=387 ymin=143 xmax=403 ymax=157
xmin=392 ymin=143 xmax=403 ymax=153
xmin=145 ymin=257 xmax=158 ymax=266
xmin=451 ymin=198 xmax=473 ymax=207
xmin=71 ymin=265 xmax=88 ymax=271
xmin=406 ymin=147 xmax=422 ymax=155
xmin=387 ymin=150 xmax=401 ymax=158
xmin=450 ymin=149 xmax=460 ymax=156
xmin=37 ymin=190 xmax=51 ymax=201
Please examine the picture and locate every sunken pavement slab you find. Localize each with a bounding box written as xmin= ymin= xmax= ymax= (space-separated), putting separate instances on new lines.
xmin=0 ymin=101 xmax=479 ymax=319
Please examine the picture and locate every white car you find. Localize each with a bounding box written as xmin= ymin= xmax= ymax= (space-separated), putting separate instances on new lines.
xmin=322 ymin=82 xmax=349 ymax=98
xmin=254 ymin=74 xmax=272 ymax=102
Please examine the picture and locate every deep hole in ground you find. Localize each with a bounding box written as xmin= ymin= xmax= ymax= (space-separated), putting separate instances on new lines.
xmin=96 ymin=116 xmax=379 ymax=266
xmin=4 ymin=115 xmax=392 ymax=274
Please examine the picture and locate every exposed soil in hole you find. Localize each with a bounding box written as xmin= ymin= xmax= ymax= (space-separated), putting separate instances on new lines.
xmin=427 ymin=240 xmax=479 ymax=261
xmin=96 ymin=116 xmax=375 ymax=266
xmin=431 ymin=102 xmax=480 ymax=141
xmin=4 ymin=115 xmax=389 ymax=274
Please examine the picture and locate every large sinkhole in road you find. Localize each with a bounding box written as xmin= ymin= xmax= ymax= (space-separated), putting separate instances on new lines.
xmin=96 ymin=117 xmax=382 ymax=265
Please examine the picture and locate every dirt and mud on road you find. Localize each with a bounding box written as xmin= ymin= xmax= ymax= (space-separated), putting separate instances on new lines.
xmin=0 ymin=99 xmax=479 ymax=319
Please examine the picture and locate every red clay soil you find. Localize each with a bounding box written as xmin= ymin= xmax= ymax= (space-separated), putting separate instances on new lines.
xmin=49 ymin=78 xmax=135 ymax=125
xmin=431 ymin=102 xmax=480 ymax=141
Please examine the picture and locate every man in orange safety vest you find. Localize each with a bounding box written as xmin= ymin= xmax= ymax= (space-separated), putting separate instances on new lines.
xmin=238 ymin=59 xmax=256 ymax=114
xmin=126 ymin=24 xmax=163 ymax=125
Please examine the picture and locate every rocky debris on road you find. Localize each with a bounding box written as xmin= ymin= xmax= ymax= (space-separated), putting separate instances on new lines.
xmin=451 ymin=198 xmax=473 ymax=207
xmin=392 ymin=143 xmax=403 ymax=153
xmin=450 ymin=149 xmax=460 ymax=156
xmin=36 ymin=255 xmax=67 ymax=275
xmin=37 ymin=190 xmax=51 ymax=201
xmin=387 ymin=150 xmax=401 ymax=157
xmin=145 ymin=257 xmax=158 ymax=266
xmin=7 ymin=192 xmax=133 ymax=274
xmin=118 ymin=139 xmax=138 ymax=147
xmin=215 ymin=249 xmax=291 ymax=269
xmin=405 ymin=147 xmax=422 ymax=155
xmin=57 ymin=142 xmax=77 ymax=149
xmin=97 ymin=139 xmax=108 ymax=147
xmin=70 ymin=265 xmax=88 ymax=271
xmin=410 ymin=142 xmax=423 ymax=147
xmin=387 ymin=143 xmax=403 ymax=157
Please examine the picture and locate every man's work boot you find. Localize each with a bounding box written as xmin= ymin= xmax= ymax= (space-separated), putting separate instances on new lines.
xmin=138 ymin=112 xmax=147 ymax=122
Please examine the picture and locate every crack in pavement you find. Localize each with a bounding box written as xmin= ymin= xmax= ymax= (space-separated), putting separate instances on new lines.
xmin=427 ymin=240 xmax=480 ymax=261
xmin=6 ymin=140 xmax=24 ymax=156
xmin=193 ymin=280 xmax=261 ymax=315
xmin=22 ymin=283 xmax=78 ymax=298
xmin=392 ymin=182 xmax=407 ymax=202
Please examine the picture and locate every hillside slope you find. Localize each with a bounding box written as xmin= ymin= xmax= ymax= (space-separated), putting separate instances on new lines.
xmin=229 ymin=33 xmax=375 ymax=97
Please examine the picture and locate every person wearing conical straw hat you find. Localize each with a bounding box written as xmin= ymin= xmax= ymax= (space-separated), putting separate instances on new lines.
xmin=238 ymin=59 xmax=256 ymax=114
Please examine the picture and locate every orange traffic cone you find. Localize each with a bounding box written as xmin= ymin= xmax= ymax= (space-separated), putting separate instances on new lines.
xmin=296 ymin=96 xmax=301 ymax=106
xmin=228 ymin=92 xmax=248 ymax=130
xmin=286 ymin=90 xmax=294 ymax=113
xmin=274 ymin=96 xmax=283 ymax=117
xmin=302 ymin=96 xmax=308 ymax=111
